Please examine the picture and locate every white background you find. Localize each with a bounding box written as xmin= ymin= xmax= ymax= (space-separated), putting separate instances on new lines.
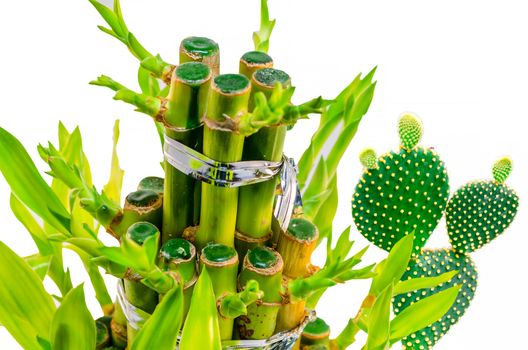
xmin=0 ymin=0 xmax=526 ymax=349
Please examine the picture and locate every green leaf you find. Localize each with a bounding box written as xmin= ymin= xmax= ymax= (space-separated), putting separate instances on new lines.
xmin=89 ymin=0 xmax=125 ymax=40
xmin=253 ymin=0 xmax=276 ymax=52
xmin=0 ymin=242 xmax=56 ymax=350
xmin=312 ymin=174 xmax=338 ymax=238
xmin=370 ymin=233 xmax=414 ymax=295
xmin=0 ymin=127 xmax=71 ymax=235
xmin=180 ymin=268 xmax=222 ymax=350
xmin=24 ymin=254 xmax=53 ymax=281
xmin=10 ymin=194 xmax=53 ymax=255
xmin=131 ymin=282 xmax=184 ymax=350
xmin=332 ymin=318 xmax=359 ymax=350
xmin=365 ymin=284 xmax=392 ymax=350
xmin=50 ymin=284 xmax=96 ymax=350
xmin=103 ymin=120 xmax=124 ymax=203
xmin=389 ymin=285 xmax=461 ymax=343
xmin=138 ymin=66 xmax=160 ymax=96
xmin=393 ymin=270 xmax=458 ymax=296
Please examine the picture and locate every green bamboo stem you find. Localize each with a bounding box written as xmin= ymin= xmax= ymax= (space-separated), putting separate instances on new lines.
xmin=200 ymin=243 xmax=239 ymax=340
xmin=109 ymin=189 xmax=162 ymax=238
xmin=239 ymin=51 xmax=273 ymax=80
xmin=96 ymin=317 xmax=111 ymax=350
xmin=238 ymin=246 xmax=284 ymax=339
xmin=162 ymin=62 xmax=211 ymax=243
xmin=277 ymin=218 xmax=319 ymax=278
xmin=138 ymin=176 xmax=164 ymax=194
xmin=110 ymin=301 xmax=127 ymax=348
xmin=195 ymin=74 xmax=251 ymax=249
xmin=180 ymin=37 xmax=220 ymax=75
xmin=124 ymin=222 xmax=160 ymax=346
xmin=235 ymin=68 xmax=290 ymax=256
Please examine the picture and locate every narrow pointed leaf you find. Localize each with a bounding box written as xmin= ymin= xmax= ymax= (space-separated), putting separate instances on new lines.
xmin=365 ymin=284 xmax=392 ymax=350
xmin=103 ymin=120 xmax=124 ymax=203
xmin=50 ymin=284 xmax=96 ymax=350
xmin=24 ymin=254 xmax=53 ymax=281
xmin=180 ymin=268 xmax=222 ymax=350
xmin=370 ymin=233 xmax=414 ymax=295
xmin=131 ymin=282 xmax=184 ymax=350
xmin=389 ymin=285 xmax=461 ymax=343
xmin=0 ymin=242 xmax=56 ymax=350
xmin=393 ymin=270 xmax=458 ymax=296
xmin=0 ymin=127 xmax=70 ymax=234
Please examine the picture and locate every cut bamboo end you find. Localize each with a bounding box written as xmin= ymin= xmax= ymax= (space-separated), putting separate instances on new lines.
xmin=137 ymin=176 xmax=164 ymax=194
xmin=253 ymin=68 xmax=291 ymax=90
xmin=159 ymin=238 xmax=197 ymax=284
xmin=96 ymin=317 xmax=111 ymax=350
xmin=240 ymin=246 xmax=284 ymax=304
xmin=180 ymin=36 xmax=220 ymax=75
xmin=204 ymin=73 xmax=251 ymax=125
xmin=124 ymin=190 xmax=162 ymax=213
xmin=200 ymin=243 xmax=239 ymax=268
xmin=277 ymin=218 xmax=319 ymax=278
xmin=234 ymin=230 xmax=272 ymax=261
xmin=240 ymin=51 xmax=273 ymax=79
xmin=126 ymin=221 xmax=159 ymax=245
xmin=301 ymin=317 xmax=331 ymax=346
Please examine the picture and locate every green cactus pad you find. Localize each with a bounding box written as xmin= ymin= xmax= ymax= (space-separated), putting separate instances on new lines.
xmin=352 ymin=146 xmax=449 ymax=254
xmin=398 ymin=113 xmax=423 ymax=149
xmin=359 ymin=148 xmax=378 ymax=169
xmin=393 ymin=248 xmax=477 ymax=350
xmin=492 ymin=157 xmax=513 ymax=184
xmin=446 ymin=180 xmax=519 ymax=254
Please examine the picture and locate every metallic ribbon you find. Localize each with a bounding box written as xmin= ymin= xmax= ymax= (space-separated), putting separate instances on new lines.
xmin=164 ymin=133 xmax=300 ymax=231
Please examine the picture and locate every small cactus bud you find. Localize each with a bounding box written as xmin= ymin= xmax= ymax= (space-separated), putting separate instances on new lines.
xmin=398 ymin=113 xmax=423 ymax=149
xmin=359 ymin=148 xmax=377 ymax=169
xmin=492 ymin=156 xmax=513 ymax=184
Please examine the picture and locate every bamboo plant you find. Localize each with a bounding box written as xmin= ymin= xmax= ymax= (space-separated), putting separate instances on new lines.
xmin=0 ymin=1 xmax=519 ymax=350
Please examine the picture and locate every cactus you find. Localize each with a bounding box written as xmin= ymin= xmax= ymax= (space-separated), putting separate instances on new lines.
xmin=352 ymin=113 xmax=450 ymax=255
xmin=393 ymin=248 xmax=478 ymax=350
xmin=447 ymin=157 xmax=519 ymax=254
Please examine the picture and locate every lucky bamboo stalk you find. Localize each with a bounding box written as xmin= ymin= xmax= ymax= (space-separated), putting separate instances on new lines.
xmin=162 ymin=62 xmax=211 ymax=242
xmin=180 ymin=36 xmax=220 ymax=75
xmin=159 ymin=238 xmax=198 ymax=320
xmin=200 ymin=243 xmax=239 ymax=340
xmin=235 ymin=68 xmax=291 ymax=256
xmin=195 ymin=74 xmax=251 ymax=249
xmin=275 ymin=218 xmax=319 ymax=334
xmin=109 ymin=189 xmax=162 ymax=238
xmin=239 ymin=51 xmax=273 ymax=80
xmin=277 ymin=217 xmax=319 ymax=278
xmin=138 ymin=176 xmax=164 ymax=194
xmin=237 ymin=246 xmax=284 ymax=339
xmin=110 ymin=301 xmax=127 ymax=348
xmin=123 ymin=222 xmax=160 ymax=346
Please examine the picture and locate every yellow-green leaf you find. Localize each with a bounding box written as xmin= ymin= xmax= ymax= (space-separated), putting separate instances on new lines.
xmin=131 ymin=282 xmax=184 ymax=350
xmin=393 ymin=270 xmax=458 ymax=296
xmin=24 ymin=254 xmax=53 ymax=281
xmin=180 ymin=268 xmax=222 ymax=350
xmin=366 ymin=284 xmax=392 ymax=350
xmin=0 ymin=242 xmax=56 ymax=350
xmin=389 ymin=285 xmax=461 ymax=343
xmin=0 ymin=127 xmax=71 ymax=235
xmin=370 ymin=233 xmax=414 ymax=295
xmin=50 ymin=284 xmax=96 ymax=350
xmin=103 ymin=120 xmax=124 ymax=203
